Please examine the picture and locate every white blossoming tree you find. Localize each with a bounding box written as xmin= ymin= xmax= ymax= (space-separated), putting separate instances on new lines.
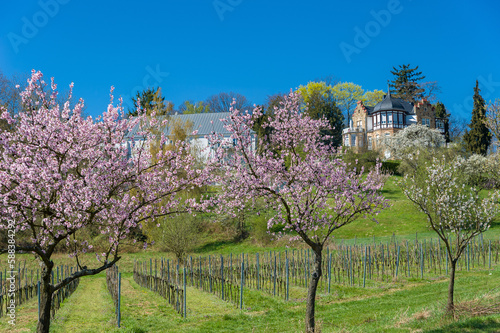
xmin=399 ymin=156 xmax=499 ymax=315
xmin=383 ymin=124 xmax=445 ymax=158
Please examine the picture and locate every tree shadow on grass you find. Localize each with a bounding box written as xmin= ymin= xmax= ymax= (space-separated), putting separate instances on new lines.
xmin=193 ymin=240 xmax=235 ymax=254
xmin=425 ymin=317 xmax=500 ymax=333
xmin=380 ymin=185 xmax=402 ymax=201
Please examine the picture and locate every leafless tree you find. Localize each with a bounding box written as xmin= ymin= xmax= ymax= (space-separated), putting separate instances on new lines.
xmin=485 ymin=99 xmax=500 ymax=147
xmin=205 ymin=92 xmax=252 ymax=113
xmin=449 ymin=114 xmax=469 ymax=142
xmin=0 ymin=71 xmax=25 ymax=115
xmin=420 ymin=81 xmax=442 ymax=103
xmin=264 ymin=93 xmax=286 ymax=114
xmin=313 ymin=74 xmax=340 ymax=87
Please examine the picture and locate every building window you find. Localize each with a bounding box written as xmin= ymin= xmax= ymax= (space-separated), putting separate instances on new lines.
xmin=345 ymin=135 xmax=349 ymax=146
xmin=351 ymin=135 xmax=356 ymax=146
xmin=388 ymin=113 xmax=393 ymax=125
xmin=382 ymin=114 xmax=386 ymax=125
xmin=368 ymin=137 xmax=372 ymax=150
xmin=436 ymin=120 xmax=444 ymax=129
xmin=422 ymin=118 xmax=430 ymax=127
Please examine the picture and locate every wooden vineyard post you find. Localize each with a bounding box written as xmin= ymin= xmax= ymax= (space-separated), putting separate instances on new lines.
xmin=117 ymin=272 xmax=121 ymax=328
xmin=350 ymin=246 xmax=354 ymax=286
xmin=240 ymin=256 xmax=244 ymax=310
xmin=420 ymin=243 xmax=424 ymax=279
xmin=489 ymin=240 xmax=492 ymax=270
xmin=256 ymin=253 xmax=260 ymax=291
xmin=37 ymin=280 xmax=40 ymax=320
xmin=406 ymin=241 xmax=410 ymax=278
xmin=368 ymin=246 xmax=372 ymax=280
xmin=209 ymin=256 xmax=212 ymax=293
xmin=467 ymin=243 xmax=470 ymax=271
xmin=149 ymin=258 xmax=152 ymax=290
xmin=183 ymin=267 xmax=187 ymax=318
xmin=395 ymin=245 xmax=400 ymax=279
xmin=327 ymin=253 xmax=331 ymax=293
xmin=286 ymin=257 xmax=289 ymax=301
xmin=221 ymin=255 xmax=224 ymax=301
xmin=363 ymin=246 xmax=367 ymax=288
xmin=273 ymin=255 xmax=277 ymax=297
xmin=381 ymin=244 xmax=384 ymax=282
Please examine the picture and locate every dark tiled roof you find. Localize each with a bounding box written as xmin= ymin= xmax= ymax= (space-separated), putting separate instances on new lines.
xmin=371 ymin=94 xmax=414 ymax=115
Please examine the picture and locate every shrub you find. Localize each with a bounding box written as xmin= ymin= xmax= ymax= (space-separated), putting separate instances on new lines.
xmin=154 ymin=214 xmax=200 ymax=262
xmin=342 ymin=149 xmax=381 ymax=174
xmin=382 ymin=160 xmax=401 ymax=175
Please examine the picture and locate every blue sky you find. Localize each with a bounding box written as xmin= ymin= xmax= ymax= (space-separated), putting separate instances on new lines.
xmin=1 ymin=0 xmax=499 ymax=119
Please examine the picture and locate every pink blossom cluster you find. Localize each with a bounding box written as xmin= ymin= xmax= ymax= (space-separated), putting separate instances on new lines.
xmin=0 ymin=70 xmax=211 ymax=263
xmin=208 ymin=91 xmax=389 ymax=246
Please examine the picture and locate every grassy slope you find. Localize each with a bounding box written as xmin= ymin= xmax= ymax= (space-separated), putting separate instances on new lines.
xmin=1 ymin=175 xmax=500 ymax=332
xmin=1 ymin=266 xmax=499 ymax=332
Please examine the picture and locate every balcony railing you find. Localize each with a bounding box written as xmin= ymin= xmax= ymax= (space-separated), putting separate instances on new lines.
xmin=342 ymin=126 xmax=364 ymax=134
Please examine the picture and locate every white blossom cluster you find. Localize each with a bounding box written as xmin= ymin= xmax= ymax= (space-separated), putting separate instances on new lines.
xmin=400 ymin=155 xmax=499 ymax=254
xmin=383 ymin=124 xmax=445 ymax=159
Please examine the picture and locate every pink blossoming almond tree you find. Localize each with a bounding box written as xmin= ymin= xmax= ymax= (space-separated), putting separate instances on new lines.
xmin=209 ymin=92 xmax=389 ymax=333
xmin=399 ymin=155 xmax=499 ymax=315
xmin=0 ymin=71 xmax=210 ymax=333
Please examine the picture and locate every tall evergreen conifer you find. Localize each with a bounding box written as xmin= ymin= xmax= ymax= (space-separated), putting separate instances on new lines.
xmin=463 ymin=80 xmax=491 ymax=155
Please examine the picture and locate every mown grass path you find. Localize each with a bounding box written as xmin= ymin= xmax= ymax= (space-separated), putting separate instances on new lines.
xmin=50 ymin=274 xmax=116 ymax=333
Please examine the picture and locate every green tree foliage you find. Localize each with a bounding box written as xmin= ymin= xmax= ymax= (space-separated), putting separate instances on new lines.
xmin=463 ymin=80 xmax=491 ymax=156
xmin=153 ymin=214 xmax=200 ymax=263
xmin=361 ymin=89 xmax=385 ymax=106
xmin=179 ymin=100 xmax=210 ymax=114
xmin=434 ymin=101 xmax=451 ymax=143
xmin=297 ymin=82 xmax=344 ymax=147
xmin=389 ymin=64 xmax=425 ymax=103
xmin=331 ymin=82 xmax=364 ymax=125
xmin=127 ymin=87 xmax=173 ymax=117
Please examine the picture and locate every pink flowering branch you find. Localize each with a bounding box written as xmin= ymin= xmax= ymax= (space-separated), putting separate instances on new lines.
xmin=0 ymin=70 xmax=212 ymax=333
xmin=208 ymin=91 xmax=389 ymax=332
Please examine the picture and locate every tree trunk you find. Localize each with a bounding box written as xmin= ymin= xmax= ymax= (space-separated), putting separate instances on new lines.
xmin=305 ymin=246 xmax=322 ymax=333
xmin=446 ymin=259 xmax=457 ymax=316
xmin=37 ymin=263 xmax=53 ymax=333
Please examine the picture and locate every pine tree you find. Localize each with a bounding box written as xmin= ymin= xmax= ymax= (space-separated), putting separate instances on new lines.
xmin=389 ymin=64 xmax=425 ymax=103
xmin=434 ymin=101 xmax=450 ymax=143
xmin=463 ymin=80 xmax=491 ymax=155
xmin=127 ymin=87 xmax=173 ymax=117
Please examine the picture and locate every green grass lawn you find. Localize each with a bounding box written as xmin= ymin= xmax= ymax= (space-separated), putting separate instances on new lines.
xmin=1 ymin=265 xmax=499 ymax=332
